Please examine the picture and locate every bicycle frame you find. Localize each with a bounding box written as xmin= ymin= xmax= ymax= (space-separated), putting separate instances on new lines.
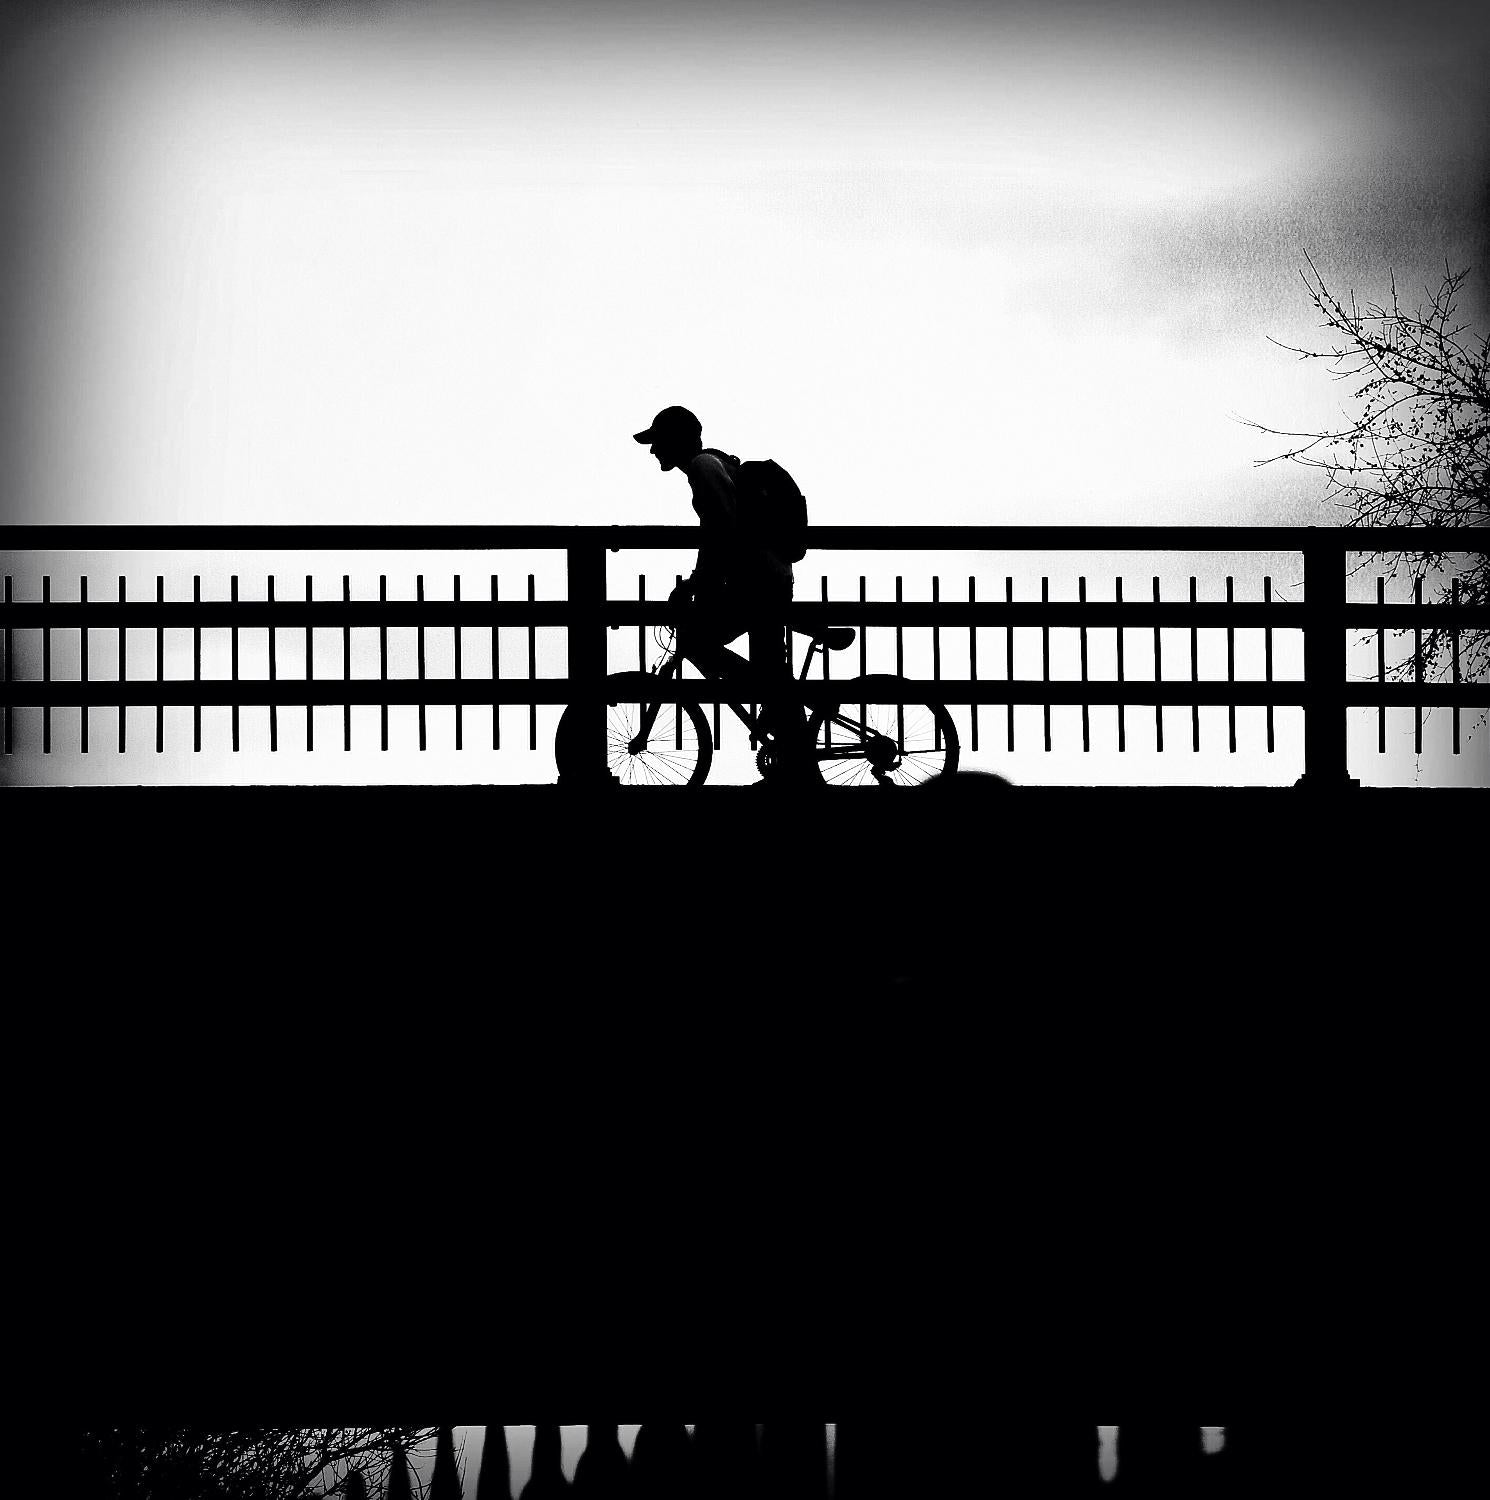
xmin=633 ymin=631 xmax=897 ymax=766
xmin=559 ymin=618 xmax=956 ymax=786
xmin=630 ymin=636 xmax=783 ymax=750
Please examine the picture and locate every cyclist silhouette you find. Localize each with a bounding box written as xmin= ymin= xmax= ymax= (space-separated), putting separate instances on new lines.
xmin=634 ymin=404 xmax=819 ymax=785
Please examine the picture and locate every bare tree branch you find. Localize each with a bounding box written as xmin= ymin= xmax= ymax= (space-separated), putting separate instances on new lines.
xmin=74 ymin=1427 xmax=444 ymax=1500
xmin=1241 ymin=255 xmax=1489 ymax=687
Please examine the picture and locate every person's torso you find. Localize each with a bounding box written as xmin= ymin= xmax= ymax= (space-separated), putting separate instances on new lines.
xmin=684 ymin=450 xmax=793 ymax=595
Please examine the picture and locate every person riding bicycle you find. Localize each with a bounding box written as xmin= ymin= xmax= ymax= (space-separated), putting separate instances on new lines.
xmin=633 ymin=404 xmax=819 ymax=785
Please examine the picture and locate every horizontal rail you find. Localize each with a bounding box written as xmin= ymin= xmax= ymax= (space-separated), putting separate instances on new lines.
xmin=3 ymin=600 xmax=1486 ymax=629
xmin=4 ymin=680 xmax=1486 ymax=710
xmin=0 ymin=601 xmax=579 ymax=627
xmin=3 ymin=523 xmax=1488 ymax=552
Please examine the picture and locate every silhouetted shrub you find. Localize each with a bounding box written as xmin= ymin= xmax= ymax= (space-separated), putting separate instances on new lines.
xmin=63 ymin=1429 xmax=435 ymax=1500
xmin=386 ymin=1446 xmax=415 ymax=1500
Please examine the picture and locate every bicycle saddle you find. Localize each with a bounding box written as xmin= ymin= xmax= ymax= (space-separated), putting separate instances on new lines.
xmin=794 ymin=626 xmax=856 ymax=651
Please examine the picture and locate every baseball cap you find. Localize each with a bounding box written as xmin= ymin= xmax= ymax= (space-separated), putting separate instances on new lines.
xmin=633 ymin=406 xmax=701 ymax=444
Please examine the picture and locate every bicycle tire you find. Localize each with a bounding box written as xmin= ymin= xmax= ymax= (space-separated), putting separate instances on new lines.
xmin=806 ymin=674 xmax=960 ymax=787
xmin=554 ymin=671 xmax=714 ymax=787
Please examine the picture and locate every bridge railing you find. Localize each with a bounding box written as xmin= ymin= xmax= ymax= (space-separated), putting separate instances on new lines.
xmin=2 ymin=524 xmax=1486 ymax=785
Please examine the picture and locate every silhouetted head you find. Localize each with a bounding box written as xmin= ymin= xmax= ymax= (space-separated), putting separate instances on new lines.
xmin=634 ymin=405 xmax=703 ymax=472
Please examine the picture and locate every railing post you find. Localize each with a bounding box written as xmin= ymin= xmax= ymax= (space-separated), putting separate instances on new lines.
xmin=562 ymin=539 xmax=612 ymax=785
xmin=1298 ymin=532 xmax=1357 ymax=788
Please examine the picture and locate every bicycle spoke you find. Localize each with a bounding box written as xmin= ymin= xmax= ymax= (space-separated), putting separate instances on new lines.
xmin=809 ymin=679 xmax=958 ymax=787
xmin=558 ymin=669 xmax=713 ymax=787
xmin=638 ymin=750 xmax=695 ymax=784
xmin=607 ymin=694 xmax=704 ymax=785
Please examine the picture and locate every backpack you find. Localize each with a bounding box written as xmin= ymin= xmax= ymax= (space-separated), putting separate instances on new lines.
xmin=705 ymin=450 xmax=809 ymax=563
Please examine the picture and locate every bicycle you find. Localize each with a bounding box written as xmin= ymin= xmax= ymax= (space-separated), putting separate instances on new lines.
xmin=553 ymin=620 xmax=960 ymax=787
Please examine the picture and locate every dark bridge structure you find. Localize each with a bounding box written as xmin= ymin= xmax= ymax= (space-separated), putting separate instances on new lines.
xmin=2 ymin=523 xmax=1485 ymax=787
xmin=63 ymin=1425 xmax=1442 ymax=1500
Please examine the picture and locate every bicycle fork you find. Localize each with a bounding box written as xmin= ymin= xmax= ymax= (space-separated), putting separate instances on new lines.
xmin=628 ymin=657 xmax=677 ymax=755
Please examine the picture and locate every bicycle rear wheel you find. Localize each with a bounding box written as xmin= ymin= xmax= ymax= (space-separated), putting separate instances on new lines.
xmin=554 ymin=671 xmax=714 ymax=786
xmin=806 ymin=674 xmax=959 ymax=787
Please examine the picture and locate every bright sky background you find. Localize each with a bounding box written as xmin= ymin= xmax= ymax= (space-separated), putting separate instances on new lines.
xmin=1 ymin=0 xmax=1484 ymax=785
xmin=408 ymin=1426 xmax=1226 ymax=1492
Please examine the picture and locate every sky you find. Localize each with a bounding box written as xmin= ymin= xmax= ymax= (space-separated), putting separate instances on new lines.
xmin=0 ymin=0 xmax=1484 ymax=785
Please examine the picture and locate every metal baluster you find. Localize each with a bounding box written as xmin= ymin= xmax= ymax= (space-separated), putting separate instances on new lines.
xmin=1152 ymin=576 xmax=1163 ymax=753
xmin=1116 ymin=576 xmax=1125 ymax=752
xmin=1414 ymin=576 xmax=1423 ymax=756
xmin=1078 ymin=576 xmax=1089 ymax=753
xmin=1227 ymin=576 xmax=1237 ymax=754
xmin=154 ymin=575 xmax=163 ymax=754
xmin=193 ymin=575 xmax=201 ymax=753
xmin=859 ymin=575 xmax=867 ymax=736
xmin=1041 ymin=576 xmax=1051 ymax=753
xmin=80 ymin=575 xmax=89 ymax=754
xmin=1264 ymin=576 xmax=1274 ymax=753
xmin=528 ymin=572 xmax=537 ymax=752
xmin=305 ymin=575 xmax=314 ymax=752
xmin=638 ymin=574 xmax=647 ymax=671
xmin=895 ymin=575 xmax=905 ymax=752
xmin=268 ymin=574 xmax=278 ymax=753
xmin=1190 ymin=575 xmax=1200 ymax=752
xmin=380 ymin=574 xmax=388 ymax=753
xmin=968 ymin=576 xmax=978 ymax=754
xmin=231 ymin=575 xmax=240 ymax=752
xmin=343 ymin=575 xmax=352 ymax=752
xmin=2 ymin=575 xmax=10 ymax=755
xmin=417 ymin=573 xmax=427 ymax=753
xmin=1451 ymin=576 xmax=1461 ymax=755
xmin=491 ymin=574 xmax=500 ymax=751
xmin=673 ymin=572 xmax=683 ymax=752
xmin=1377 ymin=577 xmax=1386 ymax=754
xmin=42 ymin=576 xmax=51 ymax=756
xmin=1005 ymin=576 xmax=1015 ymax=753
xmin=821 ymin=574 xmax=831 ymax=752
xmin=116 ymin=576 xmax=126 ymax=754
xmin=454 ymin=574 xmax=463 ymax=753
xmin=931 ymin=574 xmax=942 ymax=752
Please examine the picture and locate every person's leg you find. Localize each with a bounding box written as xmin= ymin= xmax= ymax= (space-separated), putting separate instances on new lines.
xmin=747 ymin=604 xmax=820 ymax=785
xmin=677 ymin=598 xmax=750 ymax=681
xmin=675 ymin=625 xmax=738 ymax=679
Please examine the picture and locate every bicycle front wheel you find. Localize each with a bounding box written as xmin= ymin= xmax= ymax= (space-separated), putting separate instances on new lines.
xmin=554 ymin=671 xmax=714 ymax=787
xmin=807 ymin=674 xmax=960 ymax=787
